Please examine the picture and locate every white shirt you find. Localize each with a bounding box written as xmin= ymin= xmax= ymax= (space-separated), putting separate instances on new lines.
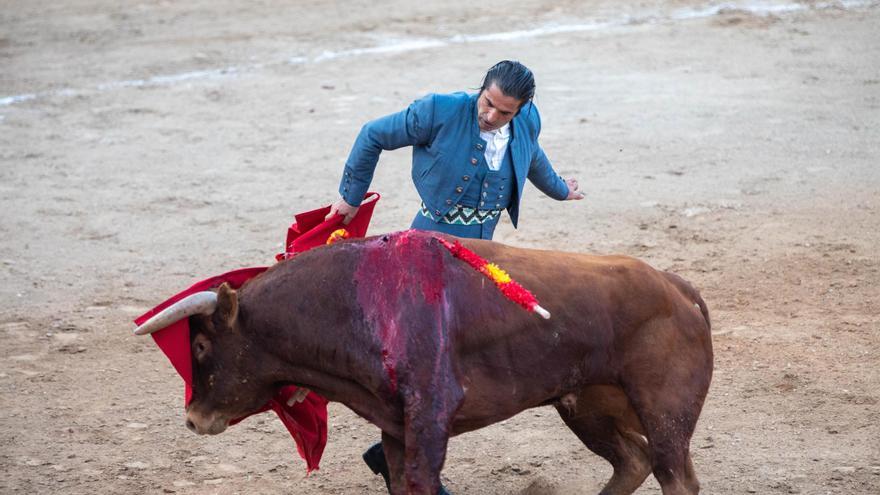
xmin=479 ymin=123 xmax=510 ymax=172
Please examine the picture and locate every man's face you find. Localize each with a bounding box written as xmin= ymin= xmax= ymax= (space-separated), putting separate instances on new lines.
xmin=477 ymin=83 xmax=523 ymax=132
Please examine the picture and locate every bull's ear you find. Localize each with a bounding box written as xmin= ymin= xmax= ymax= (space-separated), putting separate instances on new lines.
xmin=216 ymin=282 xmax=239 ymax=327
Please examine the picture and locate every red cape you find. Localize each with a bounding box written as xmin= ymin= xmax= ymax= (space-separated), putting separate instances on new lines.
xmin=134 ymin=194 xmax=380 ymax=472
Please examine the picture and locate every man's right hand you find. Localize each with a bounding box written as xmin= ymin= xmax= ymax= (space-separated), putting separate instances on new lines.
xmin=326 ymin=198 xmax=360 ymax=224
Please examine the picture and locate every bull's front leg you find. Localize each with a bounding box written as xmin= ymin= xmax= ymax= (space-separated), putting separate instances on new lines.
xmin=380 ymin=432 xmax=409 ymax=494
xmin=373 ymin=292 xmax=462 ymax=494
xmin=381 ymin=411 xmax=451 ymax=495
xmin=380 ymin=375 xmax=462 ymax=495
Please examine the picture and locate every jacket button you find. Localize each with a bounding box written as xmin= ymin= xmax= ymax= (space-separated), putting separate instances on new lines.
xmin=480 ymin=201 xmax=485 ymax=207
xmin=495 ymin=203 xmax=501 ymax=208
xmin=482 ymin=192 xmax=487 ymax=198
xmin=455 ymin=186 xmax=463 ymax=193
xmin=463 ymin=175 xmax=470 ymax=181
xmin=446 ymin=199 xmax=453 ymax=205
xmin=470 ymin=158 xmax=478 ymax=165
xmin=476 ymin=143 xmax=483 ymax=150
xmin=500 ymin=185 xmax=504 ymax=190
xmin=498 ymin=194 xmax=504 ymax=199
xmin=484 ymin=182 xmax=489 ymax=187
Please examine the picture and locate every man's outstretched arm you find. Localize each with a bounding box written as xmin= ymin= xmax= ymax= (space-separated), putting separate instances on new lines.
xmin=527 ymin=146 xmax=585 ymax=201
xmin=327 ymin=95 xmax=436 ymax=223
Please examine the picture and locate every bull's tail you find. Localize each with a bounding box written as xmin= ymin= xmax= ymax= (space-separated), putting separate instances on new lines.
xmin=662 ymin=271 xmax=711 ymax=332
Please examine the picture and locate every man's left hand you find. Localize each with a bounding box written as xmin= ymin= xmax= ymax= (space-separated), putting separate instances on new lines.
xmin=564 ymin=178 xmax=585 ymax=200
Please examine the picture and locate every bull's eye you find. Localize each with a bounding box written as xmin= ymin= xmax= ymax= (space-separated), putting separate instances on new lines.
xmin=193 ymin=335 xmax=211 ymax=362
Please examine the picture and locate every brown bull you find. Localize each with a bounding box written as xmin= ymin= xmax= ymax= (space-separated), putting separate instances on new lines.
xmin=136 ymin=230 xmax=713 ymax=494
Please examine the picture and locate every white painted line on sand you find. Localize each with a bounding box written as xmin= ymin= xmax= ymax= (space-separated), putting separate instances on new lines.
xmin=0 ymin=0 xmax=874 ymax=107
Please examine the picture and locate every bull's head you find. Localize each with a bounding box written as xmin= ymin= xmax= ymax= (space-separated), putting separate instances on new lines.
xmin=134 ymin=283 xmax=276 ymax=435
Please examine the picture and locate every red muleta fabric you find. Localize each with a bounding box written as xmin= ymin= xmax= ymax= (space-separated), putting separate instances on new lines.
xmin=277 ymin=192 xmax=380 ymax=260
xmin=134 ymin=193 xmax=380 ymax=473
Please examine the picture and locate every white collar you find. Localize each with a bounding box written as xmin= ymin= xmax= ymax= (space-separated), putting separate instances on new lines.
xmin=481 ymin=122 xmax=510 ymax=138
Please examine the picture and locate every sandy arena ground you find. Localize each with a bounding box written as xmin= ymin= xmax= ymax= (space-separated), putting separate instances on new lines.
xmin=1 ymin=0 xmax=879 ymax=493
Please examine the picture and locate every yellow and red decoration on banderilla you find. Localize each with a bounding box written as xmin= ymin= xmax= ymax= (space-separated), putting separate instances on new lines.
xmin=438 ymin=238 xmax=551 ymax=319
xmin=326 ymin=228 xmax=351 ymax=245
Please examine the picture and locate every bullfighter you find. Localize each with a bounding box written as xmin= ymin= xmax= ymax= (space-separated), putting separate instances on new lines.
xmin=327 ymin=59 xmax=584 ymax=239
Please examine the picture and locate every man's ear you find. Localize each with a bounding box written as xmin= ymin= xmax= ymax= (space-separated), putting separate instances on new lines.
xmin=216 ymin=282 xmax=239 ymax=327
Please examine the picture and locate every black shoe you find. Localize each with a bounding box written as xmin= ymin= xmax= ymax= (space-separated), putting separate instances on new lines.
xmin=363 ymin=442 xmax=392 ymax=492
xmin=362 ymin=442 xmax=453 ymax=495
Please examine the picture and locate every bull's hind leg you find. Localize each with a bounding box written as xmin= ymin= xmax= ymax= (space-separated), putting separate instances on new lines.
xmin=555 ymin=385 xmax=652 ymax=495
xmin=622 ymin=321 xmax=712 ymax=494
xmin=626 ymin=392 xmax=702 ymax=495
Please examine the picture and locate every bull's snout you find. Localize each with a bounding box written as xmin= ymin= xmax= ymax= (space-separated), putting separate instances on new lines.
xmin=184 ymin=410 xmax=229 ymax=435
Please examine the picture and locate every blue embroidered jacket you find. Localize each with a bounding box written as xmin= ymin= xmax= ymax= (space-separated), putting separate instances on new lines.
xmin=338 ymin=92 xmax=568 ymax=227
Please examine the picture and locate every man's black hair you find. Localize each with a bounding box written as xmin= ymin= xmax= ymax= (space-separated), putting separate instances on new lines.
xmin=479 ymin=60 xmax=536 ymax=108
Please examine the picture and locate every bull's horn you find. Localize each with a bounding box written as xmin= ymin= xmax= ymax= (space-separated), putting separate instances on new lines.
xmin=133 ymin=291 xmax=218 ymax=336
xmin=286 ymin=388 xmax=311 ymax=406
